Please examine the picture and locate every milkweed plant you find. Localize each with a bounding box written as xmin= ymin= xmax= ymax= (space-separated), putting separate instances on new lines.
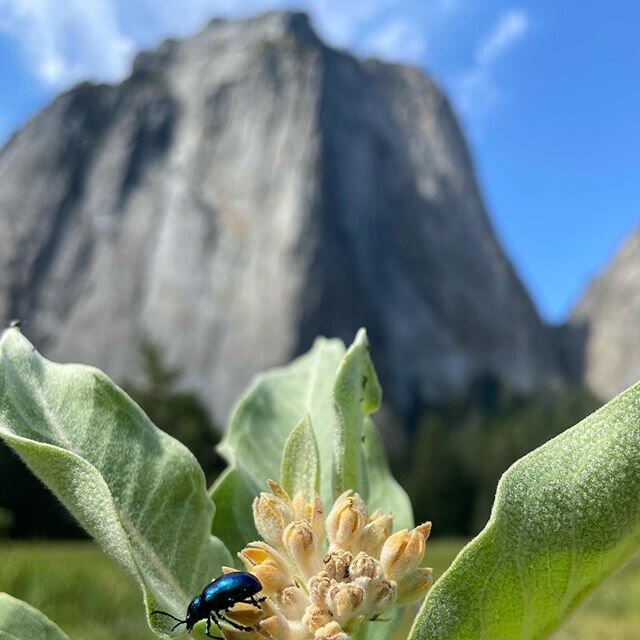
xmin=0 ymin=326 xmax=639 ymax=640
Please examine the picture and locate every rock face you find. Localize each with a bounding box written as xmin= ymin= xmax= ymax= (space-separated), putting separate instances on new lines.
xmin=0 ymin=11 xmax=563 ymax=423
xmin=566 ymin=227 xmax=640 ymax=399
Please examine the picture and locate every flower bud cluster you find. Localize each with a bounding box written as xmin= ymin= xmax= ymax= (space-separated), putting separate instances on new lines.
xmin=234 ymin=482 xmax=432 ymax=640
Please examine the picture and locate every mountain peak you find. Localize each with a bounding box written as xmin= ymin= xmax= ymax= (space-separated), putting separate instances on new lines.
xmin=132 ymin=11 xmax=321 ymax=78
xmin=234 ymin=10 xmax=319 ymax=41
xmin=0 ymin=12 xmax=563 ymax=423
xmin=202 ymin=10 xmax=322 ymax=48
xmin=567 ymin=225 xmax=640 ymax=398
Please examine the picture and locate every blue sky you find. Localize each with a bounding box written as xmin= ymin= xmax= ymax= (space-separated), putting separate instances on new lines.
xmin=0 ymin=0 xmax=638 ymax=322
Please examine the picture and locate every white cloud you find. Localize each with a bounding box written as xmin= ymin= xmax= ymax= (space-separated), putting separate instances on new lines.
xmin=308 ymin=0 xmax=392 ymax=46
xmin=453 ymin=9 xmax=530 ymax=121
xmin=0 ymin=0 xmax=458 ymax=89
xmin=0 ymin=0 xmax=531 ymax=143
xmin=360 ymin=18 xmax=428 ymax=62
xmin=476 ymin=10 xmax=529 ymax=66
xmin=0 ymin=0 xmax=134 ymax=86
xmin=312 ymin=0 xmax=458 ymax=62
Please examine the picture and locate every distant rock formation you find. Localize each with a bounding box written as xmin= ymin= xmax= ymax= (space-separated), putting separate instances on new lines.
xmin=565 ymin=227 xmax=640 ymax=399
xmin=0 ymin=11 xmax=564 ymax=424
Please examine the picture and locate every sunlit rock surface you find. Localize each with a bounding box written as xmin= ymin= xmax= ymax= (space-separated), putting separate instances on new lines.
xmin=0 ymin=12 xmax=563 ymax=423
xmin=566 ymin=227 xmax=640 ymax=399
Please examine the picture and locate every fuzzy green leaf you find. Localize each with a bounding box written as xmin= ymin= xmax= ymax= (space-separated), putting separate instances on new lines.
xmin=213 ymin=331 xmax=413 ymax=554
xmin=210 ymin=465 xmax=260 ymax=559
xmin=362 ymin=419 xmax=413 ymax=531
xmin=0 ymin=593 xmax=69 ymax=640
xmin=281 ymin=413 xmax=320 ymax=502
xmin=410 ymin=380 xmax=640 ymax=640
xmin=212 ymin=338 xmax=344 ymax=549
xmin=332 ymin=328 xmax=382 ymax=500
xmin=0 ymin=329 xmax=231 ymax=639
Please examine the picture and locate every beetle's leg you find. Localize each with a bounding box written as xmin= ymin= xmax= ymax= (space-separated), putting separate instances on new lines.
xmin=239 ymin=596 xmax=266 ymax=609
xmin=205 ymin=614 xmax=225 ymax=640
xmin=217 ymin=611 xmax=254 ymax=632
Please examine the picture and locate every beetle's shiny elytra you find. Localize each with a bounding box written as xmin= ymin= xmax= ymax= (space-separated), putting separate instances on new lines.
xmin=151 ymin=572 xmax=266 ymax=638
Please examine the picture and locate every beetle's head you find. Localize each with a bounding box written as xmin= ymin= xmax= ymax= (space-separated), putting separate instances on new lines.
xmin=185 ymin=595 xmax=202 ymax=632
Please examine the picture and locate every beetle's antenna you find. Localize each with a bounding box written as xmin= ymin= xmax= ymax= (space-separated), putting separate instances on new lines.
xmin=151 ymin=610 xmax=187 ymax=629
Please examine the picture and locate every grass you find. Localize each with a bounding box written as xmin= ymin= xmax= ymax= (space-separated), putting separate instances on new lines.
xmin=1 ymin=539 xmax=639 ymax=639
xmin=0 ymin=541 xmax=155 ymax=640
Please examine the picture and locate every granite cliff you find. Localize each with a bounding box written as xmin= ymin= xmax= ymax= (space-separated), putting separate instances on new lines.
xmin=0 ymin=12 xmax=564 ymax=423
xmin=565 ymin=227 xmax=640 ymax=399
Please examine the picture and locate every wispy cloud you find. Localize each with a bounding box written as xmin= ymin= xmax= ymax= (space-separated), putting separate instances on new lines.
xmin=360 ymin=18 xmax=428 ymax=62
xmin=0 ymin=0 xmax=531 ymax=147
xmin=477 ymin=10 xmax=528 ymax=66
xmin=0 ymin=0 xmax=457 ymax=88
xmin=454 ymin=9 xmax=530 ymax=120
xmin=0 ymin=0 xmax=134 ymax=85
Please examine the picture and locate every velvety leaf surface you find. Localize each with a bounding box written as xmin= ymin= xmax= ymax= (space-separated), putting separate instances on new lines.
xmin=0 ymin=329 xmax=231 ymax=639
xmin=212 ymin=338 xmax=345 ymax=550
xmin=0 ymin=594 xmax=69 ymax=640
xmin=281 ymin=414 xmax=320 ymax=502
xmin=213 ymin=331 xmax=414 ymax=555
xmin=410 ymin=380 xmax=640 ymax=640
xmin=332 ymin=328 xmax=382 ymax=500
xmin=210 ymin=465 xmax=260 ymax=559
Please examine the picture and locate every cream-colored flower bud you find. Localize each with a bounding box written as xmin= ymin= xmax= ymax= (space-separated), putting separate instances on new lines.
xmin=327 ymin=583 xmax=365 ymax=624
xmin=308 ymin=571 xmax=332 ymax=605
xmin=239 ymin=542 xmax=293 ymax=596
xmin=276 ymin=585 xmax=308 ymax=620
xmin=326 ymin=491 xmax=367 ymax=550
xmin=379 ymin=522 xmax=431 ymax=579
xmin=314 ymin=621 xmax=349 ymax=640
xmin=311 ymin=494 xmax=325 ymax=540
xmin=252 ymin=564 xmax=290 ymax=598
xmin=370 ymin=578 xmax=396 ymax=614
xmin=349 ymin=552 xmax=384 ymax=581
xmin=224 ymin=602 xmax=264 ymax=627
xmin=283 ymin=520 xmax=321 ymax=579
xmin=396 ymin=567 xmax=433 ymax=606
xmin=291 ymin=493 xmax=325 ymax=546
xmin=253 ymin=491 xmax=293 ymax=548
xmin=360 ymin=512 xmax=393 ymax=558
xmin=291 ymin=492 xmax=307 ymax=521
xmin=303 ymin=604 xmax=332 ymax=633
xmin=268 ymin=479 xmax=292 ymax=504
xmin=258 ymin=615 xmax=289 ymax=640
xmin=242 ymin=478 xmax=436 ymax=640
xmin=322 ymin=549 xmax=353 ymax=581
xmin=289 ymin=620 xmax=313 ymax=640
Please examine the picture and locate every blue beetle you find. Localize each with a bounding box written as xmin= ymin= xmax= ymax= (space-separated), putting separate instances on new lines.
xmin=152 ymin=572 xmax=266 ymax=638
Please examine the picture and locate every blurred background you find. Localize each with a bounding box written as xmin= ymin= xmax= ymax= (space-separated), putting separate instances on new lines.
xmin=0 ymin=1 xmax=638 ymax=638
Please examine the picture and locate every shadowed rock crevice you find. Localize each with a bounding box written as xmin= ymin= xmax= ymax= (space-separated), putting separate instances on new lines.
xmin=116 ymin=73 xmax=178 ymax=205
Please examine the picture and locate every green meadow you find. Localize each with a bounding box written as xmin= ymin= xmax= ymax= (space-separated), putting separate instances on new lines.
xmin=1 ymin=539 xmax=638 ymax=640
